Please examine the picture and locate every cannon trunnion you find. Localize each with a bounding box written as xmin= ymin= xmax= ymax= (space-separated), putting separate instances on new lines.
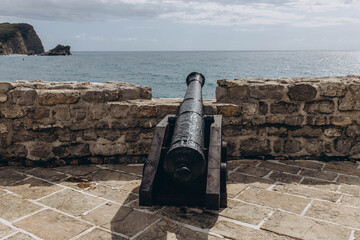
xmin=139 ymin=72 xmax=227 ymax=210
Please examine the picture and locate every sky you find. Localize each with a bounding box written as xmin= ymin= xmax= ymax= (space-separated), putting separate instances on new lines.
xmin=1 ymin=0 xmax=360 ymax=51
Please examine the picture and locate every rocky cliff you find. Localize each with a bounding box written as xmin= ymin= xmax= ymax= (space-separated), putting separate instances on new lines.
xmin=0 ymin=23 xmax=44 ymax=55
xmin=41 ymin=44 xmax=71 ymax=56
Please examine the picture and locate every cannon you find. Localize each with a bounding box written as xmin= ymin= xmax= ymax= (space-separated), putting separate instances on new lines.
xmin=139 ymin=72 xmax=227 ymax=210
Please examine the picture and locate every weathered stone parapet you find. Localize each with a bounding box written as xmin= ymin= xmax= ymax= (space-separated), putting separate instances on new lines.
xmin=217 ymin=76 xmax=360 ymax=159
xmin=1 ymin=76 xmax=360 ymax=166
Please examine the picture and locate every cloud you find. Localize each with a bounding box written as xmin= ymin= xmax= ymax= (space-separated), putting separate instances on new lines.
xmin=1 ymin=0 xmax=359 ymax=28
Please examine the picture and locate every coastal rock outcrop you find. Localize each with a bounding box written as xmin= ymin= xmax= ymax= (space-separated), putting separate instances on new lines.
xmin=41 ymin=44 xmax=72 ymax=56
xmin=0 ymin=23 xmax=44 ymax=55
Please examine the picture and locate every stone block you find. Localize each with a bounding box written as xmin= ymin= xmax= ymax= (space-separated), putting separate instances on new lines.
xmin=215 ymin=86 xmax=229 ymax=102
xmin=97 ymin=129 xmax=123 ymax=141
xmin=258 ymin=101 xmax=268 ymax=115
xmin=319 ymin=82 xmax=347 ymax=97
xmin=292 ymin=126 xmax=322 ymax=138
xmin=53 ymin=144 xmax=90 ymax=158
xmin=266 ymin=116 xmax=285 ymax=124
xmin=285 ymin=115 xmax=305 ymax=126
xmin=77 ymin=229 xmax=125 ymax=240
xmin=346 ymin=125 xmax=360 ymax=138
xmin=130 ymin=105 xmax=157 ymax=118
xmin=0 ymin=123 xmax=7 ymax=133
xmin=5 ymin=177 xmax=63 ymax=200
xmin=334 ymin=139 xmax=353 ymax=154
xmin=249 ymin=85 xmax=284 ymax=99
xmin=6 ymin=144 xmax=27 ymax=157
xmin=337 ymin=175 xmax=360 ymax=185
xmin=235 ymin=164 xmax=271 ymax=177
xmin=306 ymin=200 xmax=360 ymax=229
xmin=300 ymin=168 xmax=337 ymax=181
xmin=82 ymin=130 xmax=97 ymax=140
xmin=0 ymin=194 xmax=42 ymax=221
xmin=301 ymin=178 xmax=339 ymax=191
xmin=14 ymin=209 xmax=91 ymax=240
xmin=220 ymin=199 xmax=272 ymax=225
xmin=52 ymin=106 xmax=70 ymax=121
xmin=0 ymin=82 xmax=13 ymax=93
xmin=268 ymin=171 xmax=303 ymax=183
xmin=38 ymin=90 xmax=80 ymax=106
xmin=139 ymin=86 xmax=152 ymax=99
xmin=284 ymin=140 xmax=302 ymax=154
xmin=228 ymin=172 xmax=274 ymax=190
xmin=306 ymin=139 xmax=331 ymax=156
xmin=273 ymin=139 xmax=282 ymax=153
xmin=239 ymin=138 xmax=271 ymax=156
xmin=11 ymin=88 xmax=37 ymax=106
xmin=259 ymin=161 xmax=301 ymax=174
xmin=1 ymin=107 xmax=26 ymax=118
xmin=158 ymin=206 xmax=217 ymax=229
xmin=211 ymin=220 xmax=290 ymax=240
xmin=324 ymin=161 xmax=360 ymax=176
xmin=127 ymin=141 xmax=151 ymax=155
xmin=217 ymin=104 xmax=242 ymax=116
xmin=136 ymin=219 xmax=208 ymax=240
xmin=27 ymin=107 xmax=50 ymax=120
xmin=91 ymin=142 xmax=127 ymax=156
xmin=118 ymin=87 xmax=141 ymax=101
xmin=38 ymin=189 xmax=106 ymax=216
xmin=279 ymin=160 xmax=324 ymax=170
xmin=324 ymin=128 xmax=342 ymax=137
xmin=29 ymin=141 xmax=53 ymax=159
xmin=262 ymin=211 xmax=350 ymax=240
xmin=267 ymin=127 xmax=288 ymax=137
xmin=0 ymin=93 xmax=7 ymax=102
xmin=82 ymin=90 xmax=117 ymax=102
xmin=288 ymin=84 xmax=317 ymax=101
xmin=331 ymin=116 xmax=353 ymax=126
xmin=307 ymin=115 xmax=328 ymax=126
xmin=83 ymin=203 xmax=159 ymax=237
xmin=340 ymin=195 xmax=360 ymax=208
xmin=270 ymin=101 xmax=299 ymax=114
xmin=229 ymin=85 xmax=249 ymax=100
xmin=304 ymin=100 xmax=335 ymax=114
xmin=237 ymin=187 xmax=310 ymax=214
xmin=274 ymin=183 xmax=340 ymax=202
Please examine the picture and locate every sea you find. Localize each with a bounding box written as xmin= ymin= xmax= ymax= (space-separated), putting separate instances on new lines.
xmin=1 ymin=51 xmax=360 ymax=99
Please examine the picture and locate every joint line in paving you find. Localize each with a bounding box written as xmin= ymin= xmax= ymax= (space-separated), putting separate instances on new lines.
xmin=300 ymin=200 xmax=313 ymax=216
xmin=263 ymin=170 xmax=273 ymax=179
xmin=96 ymin=226 xmax=129 ymax=239
xmin=68 ymin=226 xmax=96 ymax=240
xmin=130 ymin=218 xmax=161 ymax=240
xmin=0 ymin=217 xmax=43 ymax=240
xmin=33 ymin=188 xmax=67 ymax=202
xmin=267 ymin=180 xmax=279 ymax=190
xmin=12 ymin=208 xmax=48 ymax=223
xmin=81 ymin=201 xmax=110 ymax=216
xmin=349 ymin=230 xmax=355 ymax=240
xmin=256 ymin=210 xmax=275 ymax=229
xmin=0 ymin=231 xmax=18 ymax=240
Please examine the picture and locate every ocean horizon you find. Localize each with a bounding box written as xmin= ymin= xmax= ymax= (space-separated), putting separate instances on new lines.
xmin=1 ymin=50 xmax=360 ymax=98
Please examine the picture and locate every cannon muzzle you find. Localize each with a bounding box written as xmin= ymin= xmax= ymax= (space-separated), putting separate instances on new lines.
xmin=163 ymin=72 xmax=206 ymax=184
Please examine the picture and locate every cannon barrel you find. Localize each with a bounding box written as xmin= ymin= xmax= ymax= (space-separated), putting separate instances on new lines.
xmin=163 ymin=72 xmax=206 ymax=184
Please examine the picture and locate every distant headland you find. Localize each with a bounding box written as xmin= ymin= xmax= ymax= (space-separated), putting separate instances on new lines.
xmin=0 ymin=23 xmax=71 ymax=56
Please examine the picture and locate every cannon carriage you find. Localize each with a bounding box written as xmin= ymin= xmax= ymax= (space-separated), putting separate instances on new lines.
xmin=139 ymin=72 xmax=227 ymax=210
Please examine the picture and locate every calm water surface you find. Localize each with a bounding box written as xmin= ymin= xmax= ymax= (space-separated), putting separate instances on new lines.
xmin=1 ymin=51 xmax=360 ymax=98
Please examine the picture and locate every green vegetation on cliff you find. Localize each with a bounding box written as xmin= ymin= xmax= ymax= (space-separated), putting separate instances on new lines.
xmin=0 ymin=22 xmax=44 ymax=55
xmin=0 ymin=23 xmax=34 ymax=43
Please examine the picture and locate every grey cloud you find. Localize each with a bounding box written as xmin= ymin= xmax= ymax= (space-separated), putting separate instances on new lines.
xmin=0 ymin=0 xmax=358 ymax=27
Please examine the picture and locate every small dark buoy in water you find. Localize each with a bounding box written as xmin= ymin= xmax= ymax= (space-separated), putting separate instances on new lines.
xmin=22 ymin=58 xmax=24 ymax=61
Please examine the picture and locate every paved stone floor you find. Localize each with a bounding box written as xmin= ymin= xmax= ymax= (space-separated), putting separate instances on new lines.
xmin=0 ymin=160 xmax=360 ymax=240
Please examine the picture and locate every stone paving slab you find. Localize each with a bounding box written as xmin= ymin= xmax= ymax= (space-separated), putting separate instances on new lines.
xmin=0 ymin=159 xmax=359 ymax=240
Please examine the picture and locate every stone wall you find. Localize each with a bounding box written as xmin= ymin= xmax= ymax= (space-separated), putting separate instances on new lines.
xmin=216 ymin=76 xmax=360 ymax=160
xmin=1 ymin=76 xmax=359 ymax=166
